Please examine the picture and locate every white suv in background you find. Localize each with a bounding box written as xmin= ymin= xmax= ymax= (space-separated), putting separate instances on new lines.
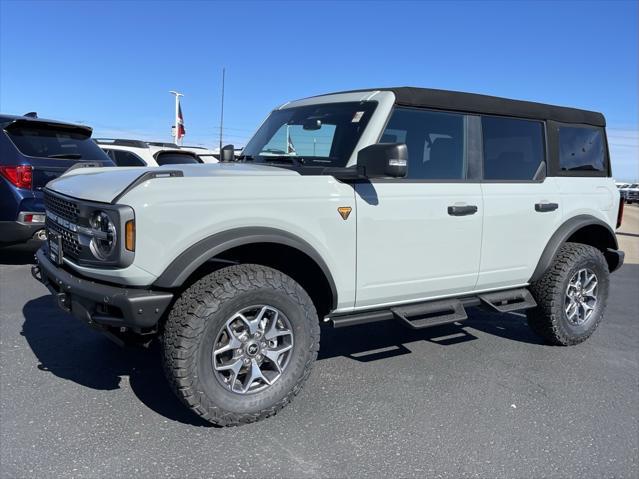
xmin=95 ymin=139 xmax=202 ymax=167
xmin=35 ymin=87 xmax=624 ymax=427
xmin=180 ymin=146 xmax=220 ymax=163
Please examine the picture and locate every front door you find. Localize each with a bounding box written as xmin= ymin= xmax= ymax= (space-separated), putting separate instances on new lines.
xmin=354 ymin=107 xmax=483 ymax=309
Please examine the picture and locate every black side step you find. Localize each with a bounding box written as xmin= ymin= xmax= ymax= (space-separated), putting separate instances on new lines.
xmin=479 ymin=288 xmax=537 ymax=313
xmin=391 ymin=299 xmax=467 ymax=330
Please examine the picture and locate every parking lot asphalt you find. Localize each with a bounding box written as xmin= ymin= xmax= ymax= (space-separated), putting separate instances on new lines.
xmin=1 ymin=208 xmax=638 ymax=478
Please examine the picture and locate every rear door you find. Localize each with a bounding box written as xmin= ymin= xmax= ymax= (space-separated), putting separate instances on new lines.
xmin=355 ymin=107 xmax=483 ymax=308
xmin=477 ymin=116 xmax=562 ymax=290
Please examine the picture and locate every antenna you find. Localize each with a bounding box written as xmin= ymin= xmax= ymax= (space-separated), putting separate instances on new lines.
xmin=219 ymin=67 xmax=225 ymax=152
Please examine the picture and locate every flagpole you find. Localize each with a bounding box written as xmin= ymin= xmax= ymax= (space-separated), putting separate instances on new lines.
xmin=219 ymin=67 xmax=225 ymax=153
xmin=169 ymin=90 xmax=183 ymax=145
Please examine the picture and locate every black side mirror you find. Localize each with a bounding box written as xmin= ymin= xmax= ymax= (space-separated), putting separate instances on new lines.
xmin=221 ymin=144 xmax=235 ymax=162
xmin=357 ymin=143 xmax=407 ymax=178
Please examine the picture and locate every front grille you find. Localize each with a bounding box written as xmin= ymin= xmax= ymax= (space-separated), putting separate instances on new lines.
xmin=46 ymin=218 xmax=82 ymax=259
xmin=44 ymin=191 xmax=80 ymax=223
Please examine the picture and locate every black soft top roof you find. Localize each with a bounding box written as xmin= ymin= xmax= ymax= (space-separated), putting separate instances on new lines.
xmin=330 ymin=87 xmax=606 ymax=127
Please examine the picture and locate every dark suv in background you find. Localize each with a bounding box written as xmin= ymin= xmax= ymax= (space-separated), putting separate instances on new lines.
xmin=0 ymin=113 xmax=113 ymax=245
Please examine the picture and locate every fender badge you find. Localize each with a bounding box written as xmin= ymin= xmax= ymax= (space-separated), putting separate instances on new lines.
xmin=337 ymin=206 xmax=352 ymax=220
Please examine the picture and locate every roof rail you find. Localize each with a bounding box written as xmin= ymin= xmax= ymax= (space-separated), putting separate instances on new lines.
xmin=93 ymin=138 xmax=149 ymax=148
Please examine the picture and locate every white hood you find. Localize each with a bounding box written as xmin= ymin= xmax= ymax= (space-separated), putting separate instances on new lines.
xmin=46 ymin=163 xmax=299 ymax=203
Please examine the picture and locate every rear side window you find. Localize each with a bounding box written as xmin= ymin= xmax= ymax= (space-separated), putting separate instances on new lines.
xmin=155 ymin=152 xmax=199 ymax=166
xmin=558 ymin=126 xmax=605 ymax=173
xmin=381 ymin=108 xmax=466 ymax=180
xmin=482 ymin=117 xmax=544 ymax=180
xmin=5 ymin=122 xmax=110 ymax=161
xmin=112 ymin=150 xmax=145 ymax=167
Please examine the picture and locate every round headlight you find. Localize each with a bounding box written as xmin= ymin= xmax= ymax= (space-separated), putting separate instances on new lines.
xmin=89 ymin=211 xmax=117 ymax=260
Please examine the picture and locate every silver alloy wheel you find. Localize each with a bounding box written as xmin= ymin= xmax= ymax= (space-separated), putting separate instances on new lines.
xmin=212 ymin=305 xmax=294 ymax=394
xmin=564 ymin=268 xmax=598 ymax=325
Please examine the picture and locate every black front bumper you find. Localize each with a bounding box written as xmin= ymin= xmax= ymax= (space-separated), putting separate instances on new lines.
xmin=32 ymin=248 xmax=173 ymax=330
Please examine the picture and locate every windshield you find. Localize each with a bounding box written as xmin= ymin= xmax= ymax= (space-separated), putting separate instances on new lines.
xmin=241 ymin=101 xmax=377 ymax=167
xmin=4 ymin=122 xmax=110 ymax=161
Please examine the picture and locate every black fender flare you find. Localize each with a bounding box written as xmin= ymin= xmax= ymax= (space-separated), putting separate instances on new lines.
xmin=529 ymin=214 xmax=620 ymax=282
xmin=153 ymin=227 xmax=338 ymax=309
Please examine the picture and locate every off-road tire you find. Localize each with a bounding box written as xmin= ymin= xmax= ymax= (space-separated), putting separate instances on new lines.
xmin=527 ymin=242 xmax=609 ymax=345
xmin=162 ymin=264 xmax=320 ymax=426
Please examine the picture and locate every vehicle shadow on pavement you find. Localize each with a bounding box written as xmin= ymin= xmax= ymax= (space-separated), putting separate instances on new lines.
xmin=318 ymin=307 xmax=545 ymax=362
xmin=21 ymin=295 xmax=210 ymax=427
xmin=21 ymin=295 xmax=543 ymax=426
xmin=0 ymin=241 xmax=40 ymax=265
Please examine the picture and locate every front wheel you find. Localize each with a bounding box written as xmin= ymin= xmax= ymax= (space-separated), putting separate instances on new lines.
xmin=162 ymin=264 xmax=320 ymax=426
xmin=527 ymin=242 xmax=610 ymax=345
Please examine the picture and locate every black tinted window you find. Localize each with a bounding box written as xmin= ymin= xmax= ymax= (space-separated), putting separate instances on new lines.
xmin=5 ymin=122 xmax=111 ymax=162
xmin=482 ymin=117 xmax=544 ymax=180
xmin=155 ymin=152 xmax=199 ymax=166
xmin=113 ymin=150 xmax=145 ymax=167
xmin=382 ymin=108 xmax=465 ymax=179
xmin=559 ymin=126 xmax=605 ymax=172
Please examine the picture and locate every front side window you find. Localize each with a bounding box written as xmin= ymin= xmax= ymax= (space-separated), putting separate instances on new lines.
xmin=558 ymin=126 xmax=605 ymax=173
xmin=482 ymin=117 xmax=545 ymax=180
xmin=381 ymin=108 xmax=466 ymax=180
xmin=241 ymin=101 xmax=376 ymax=167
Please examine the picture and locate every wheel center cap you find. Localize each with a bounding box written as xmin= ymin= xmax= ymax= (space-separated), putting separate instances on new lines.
xmin=245 ymin=342 xmax=260 ymax=357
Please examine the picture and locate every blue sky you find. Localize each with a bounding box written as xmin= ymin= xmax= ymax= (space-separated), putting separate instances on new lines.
xmin=1 ymin=0 xmax=637 ymax=180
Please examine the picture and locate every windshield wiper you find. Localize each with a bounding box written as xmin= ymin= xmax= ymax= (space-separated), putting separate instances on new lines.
xmin=237 ymin=154 xmax=255 ymax=162
xmin=47 ymin=153 xmax=82 ymax=159
xmin=262 ymin=155 xmax=306 ymax=166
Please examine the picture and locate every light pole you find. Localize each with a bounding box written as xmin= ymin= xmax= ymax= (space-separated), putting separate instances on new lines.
xmin=169 ymin=90 xmax=183 ymax=145
xmin=219 ymin=68 xmax=225 ymax=153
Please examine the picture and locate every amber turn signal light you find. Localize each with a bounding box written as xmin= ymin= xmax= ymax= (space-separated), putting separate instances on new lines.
xmin=125 ymin=220 xmax=135 ymax=251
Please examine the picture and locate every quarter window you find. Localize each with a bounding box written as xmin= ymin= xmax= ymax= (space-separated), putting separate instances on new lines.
xmin=112 ymin=150 xmax=145 ymax=167
xmin=381 ymin=108 xmax=466 ymax=180
xmin=559 ymin=126 xmax=605 ymax=172
xmin=482 ymin=117 xmax=544 ymax=180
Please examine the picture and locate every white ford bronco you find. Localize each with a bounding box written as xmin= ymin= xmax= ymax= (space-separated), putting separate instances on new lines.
xmin=33 ymin=87 xmax=625 ymax=426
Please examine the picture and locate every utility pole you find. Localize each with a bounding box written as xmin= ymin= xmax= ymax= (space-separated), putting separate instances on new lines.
xmin=219 ymin=68 xmax=225 ymax=152
xmin=169 ymin=90 xmax=183 ymax=145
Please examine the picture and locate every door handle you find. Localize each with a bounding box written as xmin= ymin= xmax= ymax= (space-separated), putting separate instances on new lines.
xmin=535 ymin=202 xmax=559 ymax=212
xmin=447 ymin=205 xmax=478 ymax=216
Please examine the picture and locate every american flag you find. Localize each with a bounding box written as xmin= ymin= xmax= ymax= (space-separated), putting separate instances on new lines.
xmin=287 ymin=129 xmax=296 ymax=154
xmin=177 ymin=101 xmax=186 ymax=140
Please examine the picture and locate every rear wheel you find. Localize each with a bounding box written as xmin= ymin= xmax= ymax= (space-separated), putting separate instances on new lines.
xmin=162 ymin=264 xmax=320 ymax=426
xmin=527 ymin=242 xmax=609 ymax=345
